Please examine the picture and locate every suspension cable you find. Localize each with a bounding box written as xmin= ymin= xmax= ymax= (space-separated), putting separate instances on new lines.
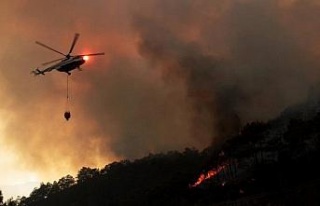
xmin=67 ymin=75 xmax=69 ymax=102
xmin=64 ymin=75 xmax=71 ymax=121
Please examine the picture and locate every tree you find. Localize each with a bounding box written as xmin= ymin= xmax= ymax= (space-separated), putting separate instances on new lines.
xmin=0 ymin=190 xmax=3 ymax=206
xmin=28 ymin=182 xmax=53 ymax=203
xmin=58 ymin=175 xmax=75 ymax=190
xmin=77 ymin=167 xmax=100 ymax=184
xmin=4 ymin=198 xmax=17 ymax=206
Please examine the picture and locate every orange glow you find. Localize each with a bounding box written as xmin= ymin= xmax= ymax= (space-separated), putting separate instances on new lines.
xmin=190 ymin=165 xmax=226 ymax=188
xmin=83 ymin=56 xmax=89 ymax=61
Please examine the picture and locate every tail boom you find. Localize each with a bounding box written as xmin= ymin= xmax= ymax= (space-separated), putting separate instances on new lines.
xmin=31 ymin=68 xmax=45 ymax=76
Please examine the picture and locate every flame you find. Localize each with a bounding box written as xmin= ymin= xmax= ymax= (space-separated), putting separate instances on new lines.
xmin=190 ymin=165 xmax=226 ymax=188
xmin=83 ymin=56 xmax=89 ymax=61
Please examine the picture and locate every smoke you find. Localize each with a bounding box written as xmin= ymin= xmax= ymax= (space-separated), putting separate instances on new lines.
xmin=1 ymin=0 xmax=320 ymax=180
xmin=134 ymin=12 xmax=241 ymax=145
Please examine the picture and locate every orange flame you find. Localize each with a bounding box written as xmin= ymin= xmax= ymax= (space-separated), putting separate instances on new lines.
xmin=190 ymin=165 xmax=225 ymax=188
xmin=83 ymin=56 xmax=89 ymax=61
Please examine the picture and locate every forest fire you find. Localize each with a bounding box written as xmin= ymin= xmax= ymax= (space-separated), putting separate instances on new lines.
xmin=190 ymin=165 xmax=226 ymax=188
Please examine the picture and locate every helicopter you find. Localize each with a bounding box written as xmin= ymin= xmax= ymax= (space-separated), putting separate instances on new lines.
xmin=31 ymin=33 xmax=104 ymax=76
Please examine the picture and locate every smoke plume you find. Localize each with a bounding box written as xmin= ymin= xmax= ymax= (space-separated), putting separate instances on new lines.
xmin=1 ymin=0 xmax=320 ymax=180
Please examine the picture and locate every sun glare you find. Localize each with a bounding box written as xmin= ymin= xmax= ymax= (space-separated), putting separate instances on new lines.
xmin=0 ymin=145 xmax=40 ymax=199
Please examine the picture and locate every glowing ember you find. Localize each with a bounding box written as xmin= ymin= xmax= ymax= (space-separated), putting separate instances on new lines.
xmin=190 ymin=165 xmax=225 ymax=188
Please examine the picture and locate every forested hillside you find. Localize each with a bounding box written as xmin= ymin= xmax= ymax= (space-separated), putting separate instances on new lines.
xmin=1 ymin=103 xmax=320 ymax=206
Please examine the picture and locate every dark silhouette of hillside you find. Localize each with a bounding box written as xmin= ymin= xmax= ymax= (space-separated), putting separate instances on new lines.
xmin=2 ymin=101 xmax=320 ymax=205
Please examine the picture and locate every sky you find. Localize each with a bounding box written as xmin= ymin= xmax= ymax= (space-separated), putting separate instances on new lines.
xmin=1 ymin=0 xmax=320 ymax=199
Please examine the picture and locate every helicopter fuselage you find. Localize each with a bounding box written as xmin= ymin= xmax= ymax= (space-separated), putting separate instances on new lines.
xmin=56 ymin=56 xmax=86 ymax=74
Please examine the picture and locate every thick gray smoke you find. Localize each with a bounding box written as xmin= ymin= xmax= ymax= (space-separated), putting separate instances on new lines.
xmin=131 ymin=0 xmax=320 ymax=144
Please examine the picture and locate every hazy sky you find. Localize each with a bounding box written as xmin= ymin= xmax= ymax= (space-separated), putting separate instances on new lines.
xmin=1 ymin=0 xmax=320 ymax=199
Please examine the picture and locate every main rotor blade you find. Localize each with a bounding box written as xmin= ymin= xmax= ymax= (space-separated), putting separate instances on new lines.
xmin=79 ymin=52 xmax=105 ymax=56
xmin=68 ymin=33 xmax=80 ymax=55
xmin=42 ymin=57 xmax=66 ymax=66
xmin=35 ymin=41 xmax=66 ymax=56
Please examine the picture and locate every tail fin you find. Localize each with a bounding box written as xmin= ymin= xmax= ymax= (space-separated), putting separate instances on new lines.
xmin=31 ymin=68 xmax=45 ymax=76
